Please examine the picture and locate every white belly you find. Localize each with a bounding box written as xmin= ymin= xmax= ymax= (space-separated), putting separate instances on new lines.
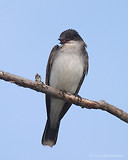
xmin=50 ymin=51 xmax=84 ymax=94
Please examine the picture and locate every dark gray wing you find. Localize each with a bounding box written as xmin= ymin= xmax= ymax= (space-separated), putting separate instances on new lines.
xmin=45 ymin=45 xmax=59 ymax=118
xmin=45 ymin=45 xmax=72 ymax=121
xmin=75 ymin=46 xmax=89 ymax=94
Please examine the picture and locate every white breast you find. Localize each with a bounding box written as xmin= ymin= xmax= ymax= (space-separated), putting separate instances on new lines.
xmin=50 ymin=41 xmax=84 ymax=94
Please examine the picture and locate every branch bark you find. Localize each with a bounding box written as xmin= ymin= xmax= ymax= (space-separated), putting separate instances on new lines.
xmin=0 ymin=70 xmax=128 ymax=123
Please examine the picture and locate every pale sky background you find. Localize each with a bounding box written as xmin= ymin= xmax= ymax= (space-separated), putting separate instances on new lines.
xmin=0 ymin=0 xmax=128 ymax=160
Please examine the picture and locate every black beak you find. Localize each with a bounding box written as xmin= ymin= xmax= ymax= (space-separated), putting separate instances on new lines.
xmin=58 ymin=38 xmax=69 ymax=44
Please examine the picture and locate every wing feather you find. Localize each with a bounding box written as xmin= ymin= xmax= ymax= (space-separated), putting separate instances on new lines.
xmin=45 ymin=45 xmax=59 ymax=118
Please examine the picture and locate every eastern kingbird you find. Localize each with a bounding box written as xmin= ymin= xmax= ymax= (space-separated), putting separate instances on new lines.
xmin=42 ymin=29 xmax=89 ymax=147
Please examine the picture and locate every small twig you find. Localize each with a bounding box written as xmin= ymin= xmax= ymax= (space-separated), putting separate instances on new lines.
xmin=0 ymin=70 xmax=128 ymax=123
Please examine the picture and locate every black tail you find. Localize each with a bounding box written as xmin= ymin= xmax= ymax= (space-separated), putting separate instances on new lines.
xmin=42 ymin=119 xmax=60 ymax=147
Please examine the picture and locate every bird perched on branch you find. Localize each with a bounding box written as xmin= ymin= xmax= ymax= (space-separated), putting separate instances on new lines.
xmin=42 ymin=29 xmax=89 ymax=147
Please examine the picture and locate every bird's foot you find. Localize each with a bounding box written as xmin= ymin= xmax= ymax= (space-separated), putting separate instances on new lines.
xmin=75 ymin=94 xmax=82 ymax=103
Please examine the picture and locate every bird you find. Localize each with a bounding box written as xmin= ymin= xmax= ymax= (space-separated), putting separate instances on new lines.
xmin=42 ymin=29 xmax=89 ymax=147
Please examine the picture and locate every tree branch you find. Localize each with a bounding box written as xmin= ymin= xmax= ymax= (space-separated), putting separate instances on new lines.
xmin=0 ymin=70 xmax=128 ymax=123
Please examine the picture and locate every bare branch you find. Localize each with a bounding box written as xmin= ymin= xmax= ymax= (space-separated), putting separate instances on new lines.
xmin=0 ymin=70 xmax=128 ymax=123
